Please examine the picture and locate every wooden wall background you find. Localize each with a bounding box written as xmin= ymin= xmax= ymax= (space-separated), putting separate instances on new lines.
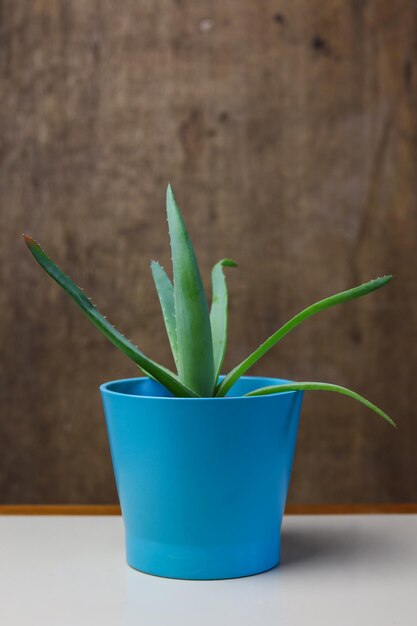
xmin=1 ymin=0 xmax=416 ymax=504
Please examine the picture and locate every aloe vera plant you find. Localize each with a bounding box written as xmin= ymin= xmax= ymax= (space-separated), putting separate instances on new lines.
xmin=24 ymin=185 xmax=395 ymax=426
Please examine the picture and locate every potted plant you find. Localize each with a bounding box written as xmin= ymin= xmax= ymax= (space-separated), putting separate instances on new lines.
xmin=24 ymin=185 xmax=395 ymax=580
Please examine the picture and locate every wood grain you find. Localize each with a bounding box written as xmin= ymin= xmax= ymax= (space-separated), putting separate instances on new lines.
xmin=1 ymin=504 xmax=416 ymax=515
xmin=1 ymin=1 xmax=416 ymax=503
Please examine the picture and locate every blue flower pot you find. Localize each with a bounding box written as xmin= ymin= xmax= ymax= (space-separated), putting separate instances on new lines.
xmin=100 ymin=376 xmax=303 ymax=580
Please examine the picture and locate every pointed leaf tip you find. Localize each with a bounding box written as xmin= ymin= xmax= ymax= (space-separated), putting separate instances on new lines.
xmin=166 ymin=183 xmax=174 ymax=201
xmin=151 ymin=259 xmax=178 ymax=369
xmin=210 ymin=258 xmax=237 ymax=385
xmin=245 ymin=381 xmax=397 ymax=428
xmin=217 ymin=274 xmax=393 ymax=397
xmin=220 ymin=259 xmax=238 ymax=268
xmin=24 ymin=236 xmax=197 ymax=397
xmin=166 ymin=185 xmax=215 ymax=396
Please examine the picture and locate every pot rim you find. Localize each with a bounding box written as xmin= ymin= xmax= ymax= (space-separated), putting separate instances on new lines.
xmin=100 ymin=375 xmax=298 ymax=401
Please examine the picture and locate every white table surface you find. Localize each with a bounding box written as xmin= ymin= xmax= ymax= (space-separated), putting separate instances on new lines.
xmin=0 ymin=514 xmax=416 ymax=625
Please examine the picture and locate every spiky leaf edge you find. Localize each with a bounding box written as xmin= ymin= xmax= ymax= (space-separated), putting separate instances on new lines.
xmin=150 ymin=260 xmax=179 ymax=370
xmin=210 ymin=259 xmax=237 ymax=386
xmin=23 ymin=235 xmax=198 ymax=398
xmin=166 ymin=185 xmax=215 ymax=396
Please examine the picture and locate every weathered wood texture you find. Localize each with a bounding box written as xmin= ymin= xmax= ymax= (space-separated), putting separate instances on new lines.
xmin=1 ymin=1 xmax=416 ymax=503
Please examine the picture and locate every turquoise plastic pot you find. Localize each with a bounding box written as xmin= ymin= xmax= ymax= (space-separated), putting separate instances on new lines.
xmin=100 ymin=376 xmax=303 ymax=580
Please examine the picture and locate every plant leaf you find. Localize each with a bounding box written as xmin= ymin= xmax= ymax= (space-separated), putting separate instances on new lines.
xmin=151 ymin=260 xmax=179 ymax=370
xmin=245 ymin=381 xmax=396 ymax=427
xmin=210 ymin=259 xmax=237 ymax=384
xmin=216 ymin=276 xmax=393 ymax=397
xmin=23 ymin=235 xmax=198 ymax=398
xmin=166 ymin=185 xmax=215 ymax=396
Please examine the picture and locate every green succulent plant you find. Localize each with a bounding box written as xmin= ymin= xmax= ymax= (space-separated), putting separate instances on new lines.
xmin=24 ymin=185 xmax=395 ymax=427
